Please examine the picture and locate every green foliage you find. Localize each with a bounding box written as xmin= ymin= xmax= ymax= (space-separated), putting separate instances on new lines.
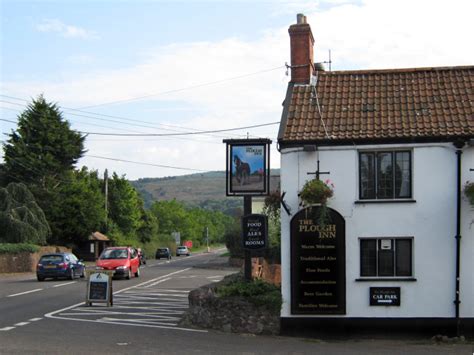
xmin=464 ymin=181 xmax=474 ymax=205
xmin=47 ymin=168 xmax=106 ymax=246
xmin=0 ymin=243 xmax=40 ymax=254
xmin=0 ymin=183 xmax=50 ymax=245
xmin=216 ymin=274 xmax=282 ymax=313
xmin=263 ymin=191 xmax=281 ymax=263
xmin=2 ymin=95 xmax=85 ymax=187
xmin=108 ymin=172 xmax=143 ymax=235
xmin=299 ymin=179 xmax=334 ymax=205
xmin=150 ymin=200 xmax=233 ymax=248
xmin=224 ymin=216 xmax=243 ymax=258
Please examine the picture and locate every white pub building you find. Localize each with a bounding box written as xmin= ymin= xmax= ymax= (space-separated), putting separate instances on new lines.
xmin=278 ymin=14 xmax=473 ymax=336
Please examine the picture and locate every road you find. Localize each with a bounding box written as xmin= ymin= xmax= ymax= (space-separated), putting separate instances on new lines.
xmin=0 ymin=250 xmax=471 ymax=354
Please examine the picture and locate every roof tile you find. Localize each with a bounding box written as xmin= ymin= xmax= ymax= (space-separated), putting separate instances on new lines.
xmin=280 ymin=66 xmax=474 ymax=143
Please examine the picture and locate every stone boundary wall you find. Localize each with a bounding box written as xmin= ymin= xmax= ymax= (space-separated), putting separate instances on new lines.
xmin=179 ymin=278 xmax=280 ymax=335
xmin=0 ymin=246 xmax=71 ymax=273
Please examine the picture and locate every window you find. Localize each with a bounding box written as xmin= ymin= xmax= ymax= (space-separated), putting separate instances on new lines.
xmin=360 ymin=238 xmax=413 ymax=277
xmin=359 ymin=151 xmax=412 ymax=199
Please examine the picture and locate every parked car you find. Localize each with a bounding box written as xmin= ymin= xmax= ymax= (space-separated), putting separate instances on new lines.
xmin=155 ymin=247 xmax=171 ymax=260
xmin=95 ymin=247 xmax=140 ymax=279
xmin=176 ymin=246 xmax=190 ymax=256
xmin=137 ymin=248 xmax=146 ymax=265
xmin=36 ymin=252 xmax=85 ymax=281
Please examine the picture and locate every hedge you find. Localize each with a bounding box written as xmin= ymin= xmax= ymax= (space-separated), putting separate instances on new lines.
xmin=0 ymin=243 xmax=40 ymax=255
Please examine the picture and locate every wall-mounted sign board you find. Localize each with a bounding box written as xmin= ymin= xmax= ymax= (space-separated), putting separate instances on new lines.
xmin=370 ymin=287 xmax=400 ymax=306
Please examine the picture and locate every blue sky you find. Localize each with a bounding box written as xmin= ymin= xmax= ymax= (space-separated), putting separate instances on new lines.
xmin=1 ymin=0 xmax=473 ymax=180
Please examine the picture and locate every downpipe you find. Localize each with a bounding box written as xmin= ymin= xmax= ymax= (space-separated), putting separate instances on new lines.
xmin=453 ymin=141 xmax=464 ymax=337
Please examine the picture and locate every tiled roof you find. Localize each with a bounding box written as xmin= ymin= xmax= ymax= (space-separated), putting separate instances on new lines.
xmin=89 ymin=231 xmax=109 ymax=241
xmin=278 ymin=66 xmax=474 ymax=145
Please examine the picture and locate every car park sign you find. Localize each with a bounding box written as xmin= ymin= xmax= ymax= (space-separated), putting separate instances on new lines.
xmin=242 ymin=214 xmax=267 ymax=250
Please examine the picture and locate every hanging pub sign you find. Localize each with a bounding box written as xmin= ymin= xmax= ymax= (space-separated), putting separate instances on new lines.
xmin=223 ymin=139 xmax=271 ymax=196
xmin=242 ymin=214 xmax=267 ymax=250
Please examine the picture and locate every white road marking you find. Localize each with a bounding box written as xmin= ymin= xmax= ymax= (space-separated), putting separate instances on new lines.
xmin=0 ymin=327 xmax=15 ymax=331
xmin=7 ymin=289 xmax=43 ymax=297
xmin=13 ymin=322 xmax=29 ymax=327
xmin=53 ymin=281 xmax=76 ymax=288
xmin=144 ymin=278 xmax=171 ymax=288
xmin=28 ymin=318 xmax=42 ymax=322
xmin=44 ymin=267 xmax=207 ymax=333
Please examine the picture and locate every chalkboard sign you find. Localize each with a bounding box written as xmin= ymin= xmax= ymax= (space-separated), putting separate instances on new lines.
xmin=89 ymin=281 xmax=107 ymax=300
xmin=87 ymin=272 xmax=112 ymax=306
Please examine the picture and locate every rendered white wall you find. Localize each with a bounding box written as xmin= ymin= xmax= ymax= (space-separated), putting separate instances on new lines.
xmin=280 ymin=143 xmax=474 ymax=318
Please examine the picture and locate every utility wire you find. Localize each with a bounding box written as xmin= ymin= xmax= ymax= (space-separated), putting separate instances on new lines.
xmin=1 ymin=98 xmax=254 ymax=139
xmin=80 ymin=121 xmax=279 ymax=136
xmin=78 ymin=65 xmax=284 ymax=109
xmin=0 ymin=64 xmax=285 ymax=139
xmin=85 ymin=155 xmax=210 ymax=172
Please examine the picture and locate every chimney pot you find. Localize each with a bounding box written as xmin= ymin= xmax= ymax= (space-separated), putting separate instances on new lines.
xmin=297 ymin=13 xmax=305 ymax=24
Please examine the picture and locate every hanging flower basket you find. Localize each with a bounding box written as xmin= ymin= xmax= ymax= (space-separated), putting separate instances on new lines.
xmin=299 ymin=179 xmax=334 ymax=206
xmin=464 ymin=181 xmax=474 ymax=206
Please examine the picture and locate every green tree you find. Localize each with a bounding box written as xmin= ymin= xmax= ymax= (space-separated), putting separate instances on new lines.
xmin=150 ymin=200 xmax=189 ymax=237
xmin=47 ymin=168 xmax=106 ymax=246
xmin=2 ymin=95 xmax=85 ymax=187
xmin=0 ymin=183 xmax=50 ymax=244
xmin=108 ymin=173 xmax=143 ymax=236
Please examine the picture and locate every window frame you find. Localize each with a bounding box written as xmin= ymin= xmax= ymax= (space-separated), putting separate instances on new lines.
xmin=358 ymin=150 xmax=412 ymax=200
xmin=359 ymin=237 xmax=414 ymax=278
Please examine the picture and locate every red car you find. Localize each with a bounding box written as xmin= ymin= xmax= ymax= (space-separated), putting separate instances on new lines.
xmin=96 ymin=247 xmax=140 ymax=279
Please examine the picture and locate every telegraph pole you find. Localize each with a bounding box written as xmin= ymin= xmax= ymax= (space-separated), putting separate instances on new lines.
xmin=104 ymin=169 xmax=109 ymax=232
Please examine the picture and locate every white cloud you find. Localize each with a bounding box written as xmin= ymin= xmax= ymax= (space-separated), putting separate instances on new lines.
xmin=36 ymin=19 xmax=99 ymax=40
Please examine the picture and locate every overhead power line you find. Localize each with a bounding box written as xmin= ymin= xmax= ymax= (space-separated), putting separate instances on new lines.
xmin=0 ymin=97 xmax=254 ymax=140
xmin=78 ymin=65 xmax=284 ymax=109
xmin=85 ymin=155 xmax=209 ymax=172
xmin=80 ymin=121 xmax=279 ymax=136
xmin=0 ymin=118 xmax=17 ymax=124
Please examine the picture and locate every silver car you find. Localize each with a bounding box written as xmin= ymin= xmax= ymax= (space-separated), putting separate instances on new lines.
xmin=176 ymin=246 xmax=190 ymax=256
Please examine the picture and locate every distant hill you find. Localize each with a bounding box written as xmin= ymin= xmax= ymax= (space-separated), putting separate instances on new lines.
xmin=131 ymin=170 xmax=280 ymax=215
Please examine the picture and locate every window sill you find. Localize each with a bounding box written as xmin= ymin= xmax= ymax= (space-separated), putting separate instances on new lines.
xmin=355 ymin=199 xmax=416 ymax=204
xmin=355 ymin=278 xmax=417 ymax=282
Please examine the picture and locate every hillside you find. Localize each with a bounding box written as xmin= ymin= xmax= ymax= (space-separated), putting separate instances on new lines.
xmin=131 ymin=170 xmax=280 ymax=215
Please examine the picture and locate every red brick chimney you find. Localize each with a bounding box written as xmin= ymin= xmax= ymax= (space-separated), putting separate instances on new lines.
xmin=288 ymin=14 xmax=315 ymax=84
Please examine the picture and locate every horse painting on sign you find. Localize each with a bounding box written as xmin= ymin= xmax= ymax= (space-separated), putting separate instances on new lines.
xmin=234 ymin=155 xmax=250 ymax=186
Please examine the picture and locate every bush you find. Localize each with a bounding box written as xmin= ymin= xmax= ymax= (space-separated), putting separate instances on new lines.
xmin=0 ymin=243 xmax=40 ymax=255
xmin=464 ymin=181 xmax=474 ymax=206
xmin=224 ymin=218 xmax=243 ymax=258
xmin=216 ymin=274 xmax=282 ymax=313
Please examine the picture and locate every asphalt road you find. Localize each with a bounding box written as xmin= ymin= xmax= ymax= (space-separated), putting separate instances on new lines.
xmin=0 ymin=250 xmax=472 ymax=354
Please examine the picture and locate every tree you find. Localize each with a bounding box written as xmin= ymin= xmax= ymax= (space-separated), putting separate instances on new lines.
xmin=108 ymin=173 xmax=143 ymax=235
xmin=2 ymin=95 xmax=85 ymax=188
xmin=0 ymin=183 xmax=50 ymax=244
xmin=47 ymin=168 xmax=106 ymax=246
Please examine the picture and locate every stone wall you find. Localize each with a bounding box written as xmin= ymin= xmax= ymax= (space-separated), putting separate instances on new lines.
xmin=180 ymin=278 xmax=280 ymax=335
xmin=0 ymin=246 xmax=71 ymax=273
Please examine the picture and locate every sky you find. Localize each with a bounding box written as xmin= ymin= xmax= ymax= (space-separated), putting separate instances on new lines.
xmin=1 ymin=0 xmax=473 ymax=181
